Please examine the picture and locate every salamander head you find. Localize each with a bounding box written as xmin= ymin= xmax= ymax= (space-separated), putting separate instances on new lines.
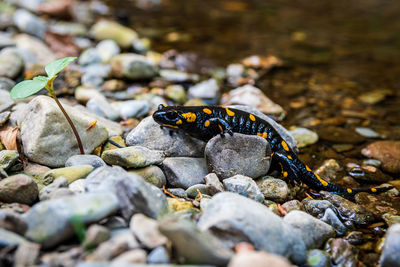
xmin=153 ymin=104 xmax=187 ymax=129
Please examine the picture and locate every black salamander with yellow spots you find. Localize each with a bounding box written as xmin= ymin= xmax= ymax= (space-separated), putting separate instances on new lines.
xmin=153 ymin=104 xmax=393 ymax=196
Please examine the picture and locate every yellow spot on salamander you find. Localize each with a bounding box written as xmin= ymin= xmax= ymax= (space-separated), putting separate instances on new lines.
xmin=176 ymin=119 xmax=182 ymax=125
xmin=223 ymin=106 xmax=235 ymax=116
xmin=283 ymin=171 xmax=288 ymax=178
xmin=249 ymin=114 xmax=255 ymax=121
xmin=347 ymin=188 xmax=353 ymax=193
xmin=163 ymin=124 xmax=179 ymax=129
xmin=263 ymin=132 xmax=268 ymax=138
xmin=203 ymin=108 xmax=212 ymax=114
xmin=257 ymin=133 xmax=263 ymax=136
xmin=306 ymin=165 xmax=312 ymax=171
xmin=204 ymin=120 xmax=210 ymax=127
xmin=182 ymin=112 xmax=197 ymax=123
xmin=287 ymin=155 xmax=293 ymax=160
xmin=371 ymin=188 xmax=377 ymax=193
xmin=162 ymin=104 xmax=167 ymax=107
xmin=281 ymin=141 xmax=289 ymax=151
xmin=315 ymin=173 xmax=328 ymax=187
xmin=218 ymin=124 xmax=223 ymax=131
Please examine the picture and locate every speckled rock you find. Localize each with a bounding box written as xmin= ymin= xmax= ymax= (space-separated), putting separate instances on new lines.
xmin=130 ymin=214 xmax=167 ymax=249
xmin=0 ymin=150 xmax=19 ymax=170
xmin=24 ymin=192 xmax=119 ymax=248
xmin=307 ymin=249 xmax=331 ymax=267
xmin=129 ymin=165 xmax=166 ymax=188
xmin=361 ymin=141 xmax=400 ymax=173
xmin=0 ymin=48 xmax=24 ymax=79
xmin=204 ymin=173 xmax=224 ymax=195
xmin=314 ymin=159 xmax=344 ymax=183
xmin=205 ymin=133 xmax=271 ymax=179
xmin=65 ymin=155 xmax=106 ymax=169
xmin=289 ymin=127 xmax=319 ymax=148
xmin=162 ymin=157 xmax=208 ymax=189
xmin=383 ymin=213 xmax=400 ymax=227
xmin=0 ymin=174 xmax=38 ymax=205
xmin=223 ymin=175 xmax=264 ymax=203
xmin=198 ymin=192 xmax=306 ymax=264
xmin=281 ymin=200 xmax=304 ymax=213
xmin=91 ymin=20 xmax=138 ymax=48
xmin=126 ymin=116 xmax=205 ymax=157
xmin=188 ymin=78 xmax=219 ymax=99
xmin=20 ymin=96 xmax=108 ymax=167
xmin=256 ymin=177 xmax=289 ymax=202
xmin=111 ymin=53 xmax=158 ymax=80
xmin=41 ymin=165 xmax=94 ymax=185
xmin=380 ymin=223 xmax=400 ymax=267
xmin=102 ymin=146 xmax=164 ymax=168
xmin=303 ymin=199 xmax=336 ymax=218
xmin=0 ymin=210 xmax=27 ymax=235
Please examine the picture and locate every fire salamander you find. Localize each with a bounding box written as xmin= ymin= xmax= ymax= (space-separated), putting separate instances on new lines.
xmin=153 ymin=104 xmax=393 ymax=196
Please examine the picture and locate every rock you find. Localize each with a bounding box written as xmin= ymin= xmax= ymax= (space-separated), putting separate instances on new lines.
xmin=159 ymin=69 xmax=199 ymax=83
xmin=281 ymin=200 xmax=304 ymax=214
xmin=81 ymin=64 xmax=111 ymax=87
xmin=318 ymin=126 xmax=365 ymax=144
xmin=361 ymin=141 xmax=400 ymax=173
xmin=0 ymin=174 xmax=38 ymax=205
xmin=85 ymin=166 xmax=168 ymax=220
xmin=13 ymin=9 xmax=47 ymax=39
xmin=355 ymin=193 xmax=400 ymax=218
xmin=112 ymin=249 xmax=147 ymax=264
xmin=204 ymin=173 xmax=224 ymax=195
xmin=41 ymin=165 xmax=94 ymax=185
xmin=222 ymin=85 xmax=285 ymax=117
xmin=96 ymin=39 xmax=120 ymax=63
xmin=228 ymin=250 xmax=292 ymax=267
xmin=380 ymin=223 xmax=400 ymax=267
xmin=283 ymin=210 xmax=335 ymax=249
xmin=223 ymin=175 xmax=264 ymax=203
xmin=129 ymin=165 xmax=166 ymax=188
xmin=303 ymin=199 xmax=336 ymax=218
xmin=24 ymin=162 xmax=51 ymax=180
xmin=289 ymin=127 xmax=319 ymax=148
xmin=325 ymin=238 xmax=359 ymax=266
xmin=0 ymin=111 xmax=11 ymax=126
xmin=0 ymin=77 xmax=15 ymax=92
xmin=198 ymin=192 xmax=306 ymax=264
xmin=0 ymin=150 xmax=19 ymax=170
xmin=13 ymin=34 xmax=56 ymax=65
xmin=0 ymin=228 xmax=27 ymax=247
xmin=24 ymin=192 xmax=119 ymax=247
xmin=346 ymin=163 xmax=391 ymax=183
xmin=355 ymin=127 xmax=380 ymax=138
xmin=39 ymin=177 xmax=69 ymax=201
xmin=74 ymin=86 xmax=103 ymax=104
xmin=69 ymin=179 xmax=86 ymax=194
xmin=79 ymin=48 xmax=102 ymax=66
xmin=91 ymin=20 xmax=138 ymax=48
xmin=162 ymin=157 xmax=208 ymax=189
xmin=82 ymin=224 xmax=110 ymax=249
xmin=256 ymin=177 xmax=289 ymax=202
xmin=102 ymin=146 xmax=164 ymax=168
xmin=320 ymin=208 xmax=347 ymax=236
xmin=126 ymin=116 xmax=205 ymax=157
xmin=101 ymin=79 xmax=126 ymax=92
xmin=185 ymin=184 xmax=212 ymax=198
xmin=14 ymin=241 xmax=40 ymax=267
xmin=188 ymin=78 xmax=219 ymax=99
xmin=130 ymin=214 xmax=167 ymax=248
xmin=147 ymin=246 xmax=170 ymax=264
xmin=226 ymin=63 xmax=244 ymax=78
xmin=111 ymin=53 xmax=158 ymax=80
xmin=382 ymin=213 xmax=400 ymax=227
xmin=314 ymin=159 xmax=343 ymax=183
xmin=0 ymin=210 xmax=27 ymax=235
xmin=0 ymin=33 xmax=15 ymax=49
xmin=20 ymin=96 xmax=109 ymax=167
xmin=86 ymin=96 xmax=120 ymax=121
xmin=65 ymin=155 xmax=106 ymax=169
xmin=167 ymin=197 xmax=194 ymax=211
xmin=165 ymin=84 xmax=187 ymax=104
xmin=307 ymin=249 xmax=331 ymax=267
xmin=0 ymin=48 xmax=24 ymax=79
xmin=0 ymin=89 xmax=14 ymax=113
xmin=159 ymin=215 xmax=233 ymax=265
xmin=110 ymin=100 xmax=150 ymax=118
xmin=205 ymin=133 xmax=271 ymax=179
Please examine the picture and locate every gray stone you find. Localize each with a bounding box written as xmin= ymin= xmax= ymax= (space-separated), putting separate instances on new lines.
xmin=0 ymin=210 xmax=27 ymax=235
xmin=24 ymin=192 xmax=119 ymax=247
xmin=223 ymin=175 xmax=264 ymax=203
xmin=0 ymin=33 xmax=15 ymax=49
xmin=79 ymin=48 xmax=102 ymax=66
xmin=130 ymin=214 xmax=167 ymax=248
xmin=41 ymin=165 xmax=94 ymax=185
xmin=65 ymin=155 xmax=106 ymax=169
xmin=320 ymin=208 xmax=347 ymax=236
xmin=126 ymin=116 xmax=205 ymax=157
xmin=111 ymin=100 xmax=150 ymax=118
xmin=283 ymin=210 xmax=335 ymax=249
xmin=96 ymin=39 xmax=121 ymax=63
xmin=14 ymin=241 xmax=40 ymax=267
xmin=0 ymin=111 xmax=11 ymax=126
xmin=91 ymin=20 xmax=138 ymax=48
xmin=204 ymin=173 xmax=224 ymax=195
xmin=281 ymin=200 xmax=304 ymax=213
xmin=256 ymin=177 xmax=289 ymax=202
xmin=13 ymin=9 xmax=47 ymax=39
xmin=148 ymin=247 xmax=169 ymax=264
xmin=160 ymin=69 xmax=199 ymax=83
xmin=102 ymin=146 xmax=164 ymax=168
xmin=162 ymin=157 xmax=208 ymax=189
xmin=380 ymin=223 xmax=400 ymax=267
xmin=0 ymin=150 xmax=19 ymax=170
xmin=303 ymin=199 xmax=336 ymax=218
xmin=0 ymin=89 xmax=14 ymax=112
xmin=82 ymin=224 xmax=111 ymax=249
xmin=198 ymin=192 xmax=306 ymax=265
xmin=87 ymin=96 xmax=120 ymax=121
xmin=165 ymin=84 xmax=187 ymax=104
xmin=0 ymin=77 xmax=15 ymax=92
xmin=129 ymin=165 xmax=166 ymax=188
xmin=0 ymin=48 xmax=24 ymax=79
xmin=13 ymin=34 xmax=56 ymax=65
xmin=188 ymin=78 xmax=219 ymax=99
xmin=355 ymin=127 xmax=380 ymax=138
xmin=159 ymin=215 xmax=233 ymax=266
xmin=289 ymin=127 xmax=319 ymax=148
xmin=111 ymin=53 xmax=158 ymax=80
xmin=69 ymin=179 xmax=86 ymax=194
xmin=0 ymin=228 xmax=27 ymax=247
xmin=0 ymin=174 xmax=38 ymax=205
xmin=205 ymin=133 xmax=271 ymax=179
xmin=228 ymin=250 xmax=292 ymax=267
xmin=39 ymin=177 xmax=69 ymax=201
xmin=185 ymin=184 xmax=212 ymax=198
xmin=307 ymin=249 xmax=331 ymax=267
xmin=112 ymin=249 xmax=147 ymax=264
xmin=85 ymin=166 xmax=168 ymax=220
xmin=20 ymin=96 xmax=109 ymax=167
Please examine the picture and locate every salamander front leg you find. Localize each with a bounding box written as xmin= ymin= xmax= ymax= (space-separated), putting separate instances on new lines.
xmin=206 ymin=118 xmax=234 ymax=137
xmin=271 ymin=151 xmax=300 ymax=187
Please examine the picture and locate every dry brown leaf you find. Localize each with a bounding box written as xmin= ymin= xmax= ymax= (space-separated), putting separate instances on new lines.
xmin=0 ymin=125 xmax=19 ymax=151
xmin=44 ymin=31 xmax=80 ymax=58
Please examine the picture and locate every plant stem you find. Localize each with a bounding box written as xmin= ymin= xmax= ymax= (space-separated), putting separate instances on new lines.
xmin=51 ymin=94 xmax=85 ymax=155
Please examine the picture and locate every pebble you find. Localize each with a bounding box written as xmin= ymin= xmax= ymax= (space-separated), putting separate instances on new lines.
xmin=110 ymin=100 xmax=150 ymax=118
xmin=159 ymin=69 xmax=199 ymax=83
xmin=382 ymin=213 xmax=400 ymax=227
xmin=79 ymin=48 xmax=102 ymax=66
xmin=162 ymin=157 xmax=208 ymax=189
xmin=147 ymin=246 xmax=170 ymax=264
xmin=24 ymin=192 xmax=119 ymax=247
xmin=96 ymin=39 xmax=120 ymax=62
xmin=355 ymin=127 xmax=381 ymax=138
xmin=13 ymin=33 xmax=56 ymax=65
xmin=318 ymin=126 xmax=365 ymax=144
xmin=283 ymin=210 xmax=335 ymax=249
xmin=0 ymin=210 xmax=27 ymax=235
xmin=82 ymin=224 xmax=110 ymax=249
xmin=130 ymin=214 xmax=168 ymax=248
xmin=0 ymin=150 xmax=19 ymax=170
xmin=0 ymin=48 xmax=24 ymax=79
xmin=91 ymin=20 xmax=138 ymax=48
xmin=41 ymin=165 xmax=94 ymax=185
xmin=346 ymin=163 xmax=391 ymax=183
xmin=129 ymin=165 xmax=166 ymax=188
xmin=185 ymin=184 xmax=212 ymax=198
xmin=102 ymin=146 xmax=164 ymax=168
xmin=188 ymin=78 xmax=219 ymax=99
xmin=355 ymin=192 xmax=400 ymax=218
xmin=332 ymin=143 xmax=354 ymax=152
xmin=198 ymin=192 xmax=306 ymax=264
xmin=289 ymin=127 xmax=319 ymax=148
xmin=68 ymin=179 xmax=86 ymax=194
xmin=126 ymin=116 xmax=206 ymax=157
xmin=85 ymin=166 xmax=168 ymax=220
xmin=256 ymin=177 xmax=289 ymax=202
xmin=112 ymin=249 xmax=147 ymax=264
xmin=205 ymin=133 xmax=271 ymax=179
xmin=0 ymin=77 xmax=15 ymax=92
xmin=74 ymin=85 xmax=105 ymax=103
xmin=0 ymin=89 xmax=14 ymax=113
xmin=86 ymin=96 xmax=120 ymax=121
xmin=320 ymin=208 xmax=347 ymax=236
xmin=306 ymin=249 xmax=331 ymax=267
xmin=39 ymin=177 xmax=69 ymax=201
xmin=226 ymin=63 xmax=244 ymax=78
xmin=0 ymin=174 xmax=38 ymax=205
xmin=111 ymin=53 xmax=158 ymax=80
xmin=65 ymin=155 xmax=106 ymax=169
xmin=13 ymin=9 xmax=47 ymax=38
xmin=228 ymin=250 xmax=292 ymax=267
xmin=165 ymin=84 xmax=187 ymax=104
xmin=0 ymin=111 xmax=11 ymax=126
xmin=314 ymin=159 xmax=343 ymax=183
xmin=0 ymin=228 xmax=27 ymax=247
xmin=0 ymin=32 xmax=15 ymax=49
xmin=20 ymin=96 xmax=108 ymax=167
xmin=380 ymin=223 xmax=400 ymax=267
xmin=303 ymin=199 xmax=336 ymax=218
xmin=221 ymin=85 xmax=285 ymax=117
xmin=281 ymin=200 xmax=304 ymax=213
xmin=159 ymin=215 xmax=233 ymax=266
xmin=223 ymin=175 xmax=264 ymax=203
xmin=325 ymin=238 xmax=359 ymax=266
xmin=361 ymin=141 xmax=400 ymax=173
xmin=204 ymin=173 xmax=224 ymax=195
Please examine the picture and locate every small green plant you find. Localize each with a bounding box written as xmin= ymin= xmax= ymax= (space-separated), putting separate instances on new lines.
xmin=10 ymin=57 xmax=84 ymax=154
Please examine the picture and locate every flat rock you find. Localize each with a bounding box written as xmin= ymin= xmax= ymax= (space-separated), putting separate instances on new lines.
xmin=256 ymin=177 xmax=289 ymax=202
xmin=0 ymin=228 xmax=27 ymax=247
xmin=41 ymin=165 xmax=94 ymax=185
xmin=228 ymin=250 xmax=292 ymax=267
xmin=20 ymin=96 xmax=108 ymax=167
xmin=91 ymin=20 xmax=138 ymax=48
xmin=198 ymin=192 xmax=306 ymax=264
xmin=129 ymin=165 xmax=166 ymax=188
xmin=0 ymin=48 xmax=24 ymax=79
xmin=162 ymin=157 xmax=208 ymax=189
xmin=362 ymin=141 xmax=400 ymax=173
xmin=205 ymin=133 xmax=271 ymax=179
xmin=380 ymin=223 xmax=400 ymax=267
xmin=111 ymin=100 xmax=150 ymax=118
xmin=0 ymin=210 xmax=27 ymax=235
xmin=0 ymin=89 xmax=14 ymax=113
xmin=188 ymin=78 xmax=219 ymax=99
xmin=0 ymin=150 xmax=19 ymax=170
xmin=126 ymin=116 xmax=205 ymax=157
xmin=13 ymin=9 xmax=47 ymax=39
xmin=111 ymin=53 xmax=158 ymax=80
xmin=102 ymin=146 xmax=164 ymax=168
xmin=130 ymin=214 xmax=167 ymax=249
xmin=65 ymin=155 xmax=106 ymax=169
xmin=0 ymin=174 xmax=38 ymax=205
xmin=13 ymin=34 xmax=56 ymax=65
xmin=318 ymin=126 xmax=365 ymax=144
xmin=289 ymin=127 xmax=319 ymax=148
xmin=223 ymin=175 xmax=264 ymax=203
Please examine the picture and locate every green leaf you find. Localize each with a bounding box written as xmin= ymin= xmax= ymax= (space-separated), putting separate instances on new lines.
xmin=10 ymin=77 xmax=49 ymax=99
xmin=45 ymin=57 xmax=77 ymax=78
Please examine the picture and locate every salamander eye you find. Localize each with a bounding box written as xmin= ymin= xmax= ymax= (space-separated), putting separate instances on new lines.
xmin=165 ymin=111 xmax=177 ymax=120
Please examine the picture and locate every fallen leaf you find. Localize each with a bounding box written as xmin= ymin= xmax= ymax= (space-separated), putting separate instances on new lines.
xmin=44 ymin=31 xmax=80 ymax=58
xmin=0 ymin=125 xmax=19 ymax=151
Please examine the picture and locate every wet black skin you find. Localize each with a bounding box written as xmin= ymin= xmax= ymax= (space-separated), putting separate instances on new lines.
xmin=153 ymin=104 xmax=393 ymax=196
